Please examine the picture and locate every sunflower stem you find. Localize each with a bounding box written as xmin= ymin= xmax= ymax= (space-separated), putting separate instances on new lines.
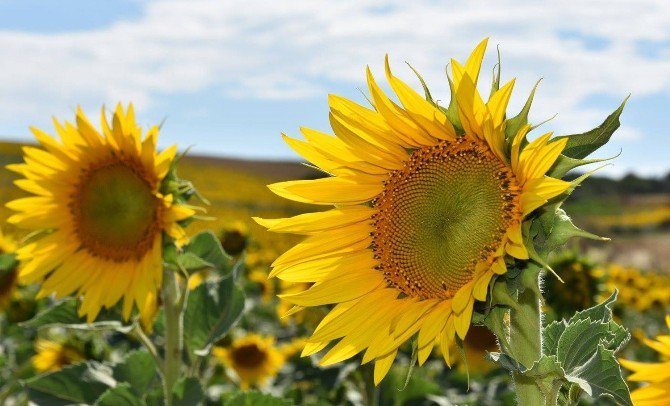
xmin=162 ymin=268 xmax=184 ymax=406
xmin=362 ymin=363 xmax=379 ymax=406
xmin=509 ymin=267 xmax=544 ymax=406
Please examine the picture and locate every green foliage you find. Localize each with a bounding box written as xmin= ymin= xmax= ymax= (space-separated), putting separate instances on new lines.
xmin=172 ymin=377 xmax=204 ymax=406
xmin=175 ymin=231 xmax=232 ymax=275
xmin=223 ymin=391 xmax=293 ymax=406
xmin=95 ymin=383 xmax=144 ymax=406
xmin=183 ymin=266 xmax=246 ymax=357
xmin=555 ymin=97 xmax=628 ymax=160
xmin=20 ymin=299 xmax=131 ymax=333
xmin=492 ymin=292 xmax=631 ymax=405
xmin=112 ymin=350 xmax=158 ymax=397
xmin=24 ymin=350 xmax=160 ymax=405
xmin=25 ymin=361 xmax=116 ymax=405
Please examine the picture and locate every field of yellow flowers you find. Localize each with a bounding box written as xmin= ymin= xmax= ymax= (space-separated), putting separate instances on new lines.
xmin=0 ymin=131 xmax=669 ymax=405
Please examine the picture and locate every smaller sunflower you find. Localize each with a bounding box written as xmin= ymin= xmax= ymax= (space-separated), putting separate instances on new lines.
xmin=248 ymin=267 xmax=275 ymax=303
xmin=32 ymin=339 xmax=85 ymax=373
xmin=620 ymin=315 xmax=670 ymax=405
xmin=7 ymin=104 xmax=195 ymax=322
xmin=443 ymin=325 xmax=499 ymax=375
xmin=544 ymin=252 xmax=601 ymax=319
xmin=213 ymin=334 xmax=287 ymax=389
xmin=220 ymin=221 xmax=249 ymax=256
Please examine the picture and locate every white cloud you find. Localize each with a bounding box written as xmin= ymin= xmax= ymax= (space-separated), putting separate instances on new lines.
xmin=0 ymin=0 xmax=668 ymax=164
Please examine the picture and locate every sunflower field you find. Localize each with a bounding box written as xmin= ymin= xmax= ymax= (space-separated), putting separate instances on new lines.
xmin=0 ymin=39 xmax=669 ymax=406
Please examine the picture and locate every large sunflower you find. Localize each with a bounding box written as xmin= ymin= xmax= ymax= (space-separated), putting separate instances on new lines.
xmin=7 ymin=104 xmax=195 ymax=322
xmin=255 ymin=39 xmax=571 ymax=383
xmin=620 ymin=315 xmax=670 ymax=405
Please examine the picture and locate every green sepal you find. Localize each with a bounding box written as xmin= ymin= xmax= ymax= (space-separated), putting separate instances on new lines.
xmin=488 ymin=45 xmax=502 ymax=99
xmin=406 ymin=62 xmax=434 ymax=103
xmin=490 ymin=278 xmax=520 ymax=311
xmin=505 ymin=78 xmax=542 ymax=142
xmin=548 ymin=151 xmax=619 ymax=179
xmin=554 ymin=96 xmax=629 ymax=159
xmin=442 ymin=71 xmax=464 ymax=134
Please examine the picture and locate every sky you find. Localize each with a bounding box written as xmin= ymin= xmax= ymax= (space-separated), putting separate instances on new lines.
xmin=0 ymin=0 xmax=668 ymax=178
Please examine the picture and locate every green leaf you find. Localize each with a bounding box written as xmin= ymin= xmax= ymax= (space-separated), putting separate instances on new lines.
xmin=542 ymin=320 xmax=566 ymax=357
xmin=554 ymin=96 xmax=629 ymax=159
xmin=95 ymin=383 xmax=144 ymax=406
xmin=185 ymin=231 xmax=230 ymax=270
xmin=172 ymin=377 xmax=204 ymax=406
xmin=556 ymin=318 xmax=610 ymax=372
xmin=176 ymin=252 xmax=215 ymax=273
xmin=223 ymin=391 xmax=293 ymax=406
xmin=568 ymin=291 xmax=617 ymax=325
xmin=169 ymin=231 xmax=232 ymax=276
xmin=25 ymin=361 xmax=115 ymax=405
xmin=183 ymin=275 xmax=246 ymax=357
xmin=112 ymin=350 xmax=157 ymax=397
xmin=565 ymin=344 xmax=632 ymax=406
xmin=20 ymin=299 xmax=132 ymax=332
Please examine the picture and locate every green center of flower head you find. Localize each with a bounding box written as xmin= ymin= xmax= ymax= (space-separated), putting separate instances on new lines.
xmin=73 ymin=161 xmax=161 ymax=262
xmin=372 ymin=138 xmax=520 ymax=300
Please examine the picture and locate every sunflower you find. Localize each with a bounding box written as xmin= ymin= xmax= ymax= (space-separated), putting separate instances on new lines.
xmin=220 ymin=221 xmax=249 ymax=256
xmin=620 ymin=315 xmax=670 ymax=405
xmin=248 ymin=267 xmax=275 ymax=303
xmin=32 ymin=339 xmax=85 ymax=373
xmin=255 ymin=39 xmax=573 ymax=383
xmin=213 ymin=334 xmax=290 ymax=389
xmin=544 ymin=252 xmax=601 ymax=319
xmin=0 ymin=228 xmax=18 ymax=309
xmin=7 ymin=104 xmax=195 ymax=322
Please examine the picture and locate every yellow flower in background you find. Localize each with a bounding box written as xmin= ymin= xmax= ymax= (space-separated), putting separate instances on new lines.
xmin=6 ymin=104 xmax=195 ymax=322
xmin=0 ymin=228 xmax=18 ymax=309
xmin=620 ymin=315 xmax=670 ymax=405
xmin=213 ymin=334 xmax=296 ymax=389
xmin=220 ymin=221 xmax=249 ymax=256
xmin=248 ymin=267 xmax=275 ymax=303
xmin=32 ymin=339 xmax=85 ymax=373
xmin=255 ymin=39 xmax=571 ymax=383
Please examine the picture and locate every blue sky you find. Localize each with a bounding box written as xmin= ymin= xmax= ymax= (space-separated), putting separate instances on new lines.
xmin=0 ymin=0 xmax=669 ymax=177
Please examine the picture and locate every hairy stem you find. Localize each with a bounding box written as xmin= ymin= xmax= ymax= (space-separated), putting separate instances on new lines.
xmin=510 ymin=268 xmax=544 ymax=406
xmin=162 ymin=269 xmax=184 ymax=406
xmin=362 ymin=363 xmax=379 ymax=406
